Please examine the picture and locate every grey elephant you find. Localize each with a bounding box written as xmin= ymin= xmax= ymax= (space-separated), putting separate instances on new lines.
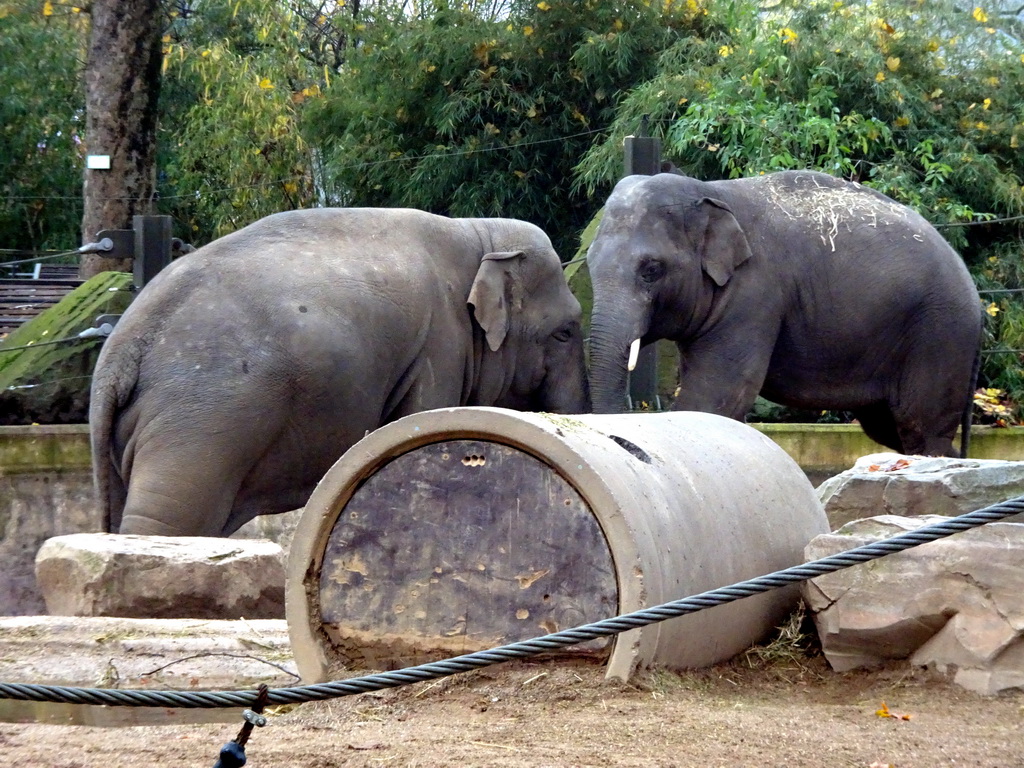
xmin=587 ymin=170 xmax=982 ymax=457
xmin=90 ymin=208 xmax=589 ymax=537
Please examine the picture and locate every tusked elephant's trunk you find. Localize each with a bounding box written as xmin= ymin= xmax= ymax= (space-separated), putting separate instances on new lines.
xmin=588 ymin=294 xmax=647 ymax=414
xmin=589 ymin=332 xmax=630 ymax=413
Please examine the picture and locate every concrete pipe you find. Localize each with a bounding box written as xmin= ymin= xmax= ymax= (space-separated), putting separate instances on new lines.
xmin=286 ymin=408 xmax=829 ymax=683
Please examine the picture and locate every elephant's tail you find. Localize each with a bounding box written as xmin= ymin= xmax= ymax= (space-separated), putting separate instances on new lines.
xmin=89 ymin=339 xmax=137 ymax=533
xmin=960 ymin=342 xmax=982 ymax=459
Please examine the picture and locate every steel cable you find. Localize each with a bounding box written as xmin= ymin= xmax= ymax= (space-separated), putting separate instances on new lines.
xmin=1 ymin=496 xmax=1021 ymax=709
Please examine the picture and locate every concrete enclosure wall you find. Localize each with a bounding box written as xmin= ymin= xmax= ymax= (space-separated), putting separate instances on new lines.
xmin=0 ymin=426 xmax=101 ymax=614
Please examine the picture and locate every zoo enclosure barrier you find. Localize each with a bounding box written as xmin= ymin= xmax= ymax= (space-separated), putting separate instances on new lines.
xmin=0 ymin=496 xmax=1022 ymax=764
xmin=0 ymin=216 xmax=195 ymax=347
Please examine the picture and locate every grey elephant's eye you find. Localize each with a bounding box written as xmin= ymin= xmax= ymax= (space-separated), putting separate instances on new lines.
xmin=638 ymin=259 xmax=666 ymax=284
xmin=553 ymin=327 xmax=573 ymax=342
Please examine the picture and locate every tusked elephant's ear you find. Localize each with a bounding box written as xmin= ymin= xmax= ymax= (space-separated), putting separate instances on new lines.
xmin=469 ymin=251 xmax=523 ymax=352
xmin=697 ymin=197 xmax=752 ymax=287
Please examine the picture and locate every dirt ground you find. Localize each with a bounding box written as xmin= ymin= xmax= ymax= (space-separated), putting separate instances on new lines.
xmin=2 ymin=650 xmax=1022 ymax=768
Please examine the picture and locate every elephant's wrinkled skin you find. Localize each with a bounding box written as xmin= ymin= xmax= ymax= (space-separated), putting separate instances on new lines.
xmin=91 ymin=208 xmax=589 ymax=536
xmin=587 ymin=170 xmax=982 ymax=457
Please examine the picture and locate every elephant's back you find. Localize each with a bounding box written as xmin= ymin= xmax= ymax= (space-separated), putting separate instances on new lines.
xmin=730 ymin=171 xmax=934 ymax=240
xmin=725 ymin=172 xmax=977 ymax=300
xmin=122 ymin=208 xmax=470 ymax=317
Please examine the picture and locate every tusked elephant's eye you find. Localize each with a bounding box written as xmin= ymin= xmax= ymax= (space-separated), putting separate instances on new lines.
xmin=638 ymin=259 xmax=666 ymax=284
xmin=552 ymin=326 xmax=573 ymax=342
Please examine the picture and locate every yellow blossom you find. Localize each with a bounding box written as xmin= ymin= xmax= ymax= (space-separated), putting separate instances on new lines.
xmin=926 ymin=39 xmax=939 ymax=52
xmin=875 ymin=71 xmax=886 ymax=82
xmin=895 ymin=116 xmax=909 ymax=127
xmin=986 ymin=302 xmax=1000 ymax=317
xmin=719 ymin=45 xmax=733 ymax=57
xmin=537 ymin=1 xmax=551 ymax=9
xmin=972 ymin=6 xmax=988 ymax=22
xmin=886 ymin=56 xmax=900 ymax=71
xmin=983 ymin=98 xmax=991 ymax=110
xmin=258 ymin=78 xmax=273 ymax=89
xmin=986 ymin=77 xmax=999 ymax=86
xmin=523 ymin=25 xmax=534 ymax=36
xmin=42 ymin=1 xmax=53 ymax=16
xmin=778 ymin=28 xmax=798 ymax=45
xmin=976 ymin=121 xmax=989 ymax=131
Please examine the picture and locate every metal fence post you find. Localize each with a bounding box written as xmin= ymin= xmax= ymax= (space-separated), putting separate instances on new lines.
xmin=622 ymin=118 xmax=661 ymax=410
xmin=133 ymin=215 xmax=173 ymax=290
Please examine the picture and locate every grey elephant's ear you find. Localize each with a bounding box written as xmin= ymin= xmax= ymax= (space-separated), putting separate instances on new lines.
xmin=469 ymin=251 xmax=523 ymax=352
xmin=698 ymin=197 xmax=752 ymax=287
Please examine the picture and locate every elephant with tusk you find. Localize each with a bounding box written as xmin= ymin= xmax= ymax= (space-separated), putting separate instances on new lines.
xmin=586 ymin=170 xmax=982 ymax=458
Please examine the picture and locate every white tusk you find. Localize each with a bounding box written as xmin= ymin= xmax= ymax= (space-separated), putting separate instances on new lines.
xmin=627 ymin=338 xmax=641 ymax=372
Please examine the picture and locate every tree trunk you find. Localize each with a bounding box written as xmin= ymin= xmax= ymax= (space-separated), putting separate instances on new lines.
xmin=79 ymin=0 xmax=163 ymax=278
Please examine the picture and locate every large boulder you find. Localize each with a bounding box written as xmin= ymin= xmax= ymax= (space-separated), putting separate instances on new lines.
xmin=802 ymin=515 xmax=1024 ymax=695
xmin=35 ymin=533 xmax=285 ymax=619
xmin=818 ymin=453 xmax=1024 ymax=529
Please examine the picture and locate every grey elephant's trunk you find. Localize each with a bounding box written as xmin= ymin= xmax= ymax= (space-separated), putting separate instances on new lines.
xmin=542 ymin=343 xmax=591 ymax=414
xmin=589 ymin=310 xmax=642 ymax=414
xmin=589 ymin=331 xmax=626 ymax=411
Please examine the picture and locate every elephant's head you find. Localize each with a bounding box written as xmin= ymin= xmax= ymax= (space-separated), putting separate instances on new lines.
xmin=586 ymin=173 xmax=752 ymax=413
xmin=468 ymin=234 xmax=590 ymax=414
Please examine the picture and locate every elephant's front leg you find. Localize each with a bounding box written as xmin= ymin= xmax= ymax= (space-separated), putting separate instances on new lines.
xmin=671 ymin=333 xmax=774 ymax=421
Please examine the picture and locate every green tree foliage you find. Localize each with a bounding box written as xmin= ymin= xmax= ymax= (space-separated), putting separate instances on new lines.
xmin=6 ymin=0 xmax=1024 ymax=421
xmin=156 ymin=0 xmax=324 ymax=242
xmin=577 ymin=0 xmax=1024 ymax=419
xmin=0 ymin=2 xmax=86 ymax=253
xmin=305 ymin=0 xmax=717 ymax=257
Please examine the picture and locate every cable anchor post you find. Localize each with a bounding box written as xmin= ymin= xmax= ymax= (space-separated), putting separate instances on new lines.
xmin=212 ymin=683 xmax=269 ymax=768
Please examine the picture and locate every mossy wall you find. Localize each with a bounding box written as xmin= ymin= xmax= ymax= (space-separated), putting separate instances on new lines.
xmin=0 ymin=272 xmax=133 ymax=424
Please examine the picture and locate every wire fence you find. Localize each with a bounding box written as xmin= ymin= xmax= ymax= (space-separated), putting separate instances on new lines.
xmin=1 ymin=495 xmax=1021 ymax=710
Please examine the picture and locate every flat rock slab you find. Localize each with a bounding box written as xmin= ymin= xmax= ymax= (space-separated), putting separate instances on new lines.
xmin=802 ymin=515 xmax=1024 ymax=695
xmin=0 ymin=616 xmax=294 ymax=687
xmin=35 ymin=534 xmax=285 ymax=620
xmin=818 ymin=453 xmax=1024 ymax=529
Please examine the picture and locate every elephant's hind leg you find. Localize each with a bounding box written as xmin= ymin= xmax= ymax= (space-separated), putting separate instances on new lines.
xmin=117 ymin=432 xmax=267 ymax=536
xmin=855 ymin=400 xmax=959 ymax=457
